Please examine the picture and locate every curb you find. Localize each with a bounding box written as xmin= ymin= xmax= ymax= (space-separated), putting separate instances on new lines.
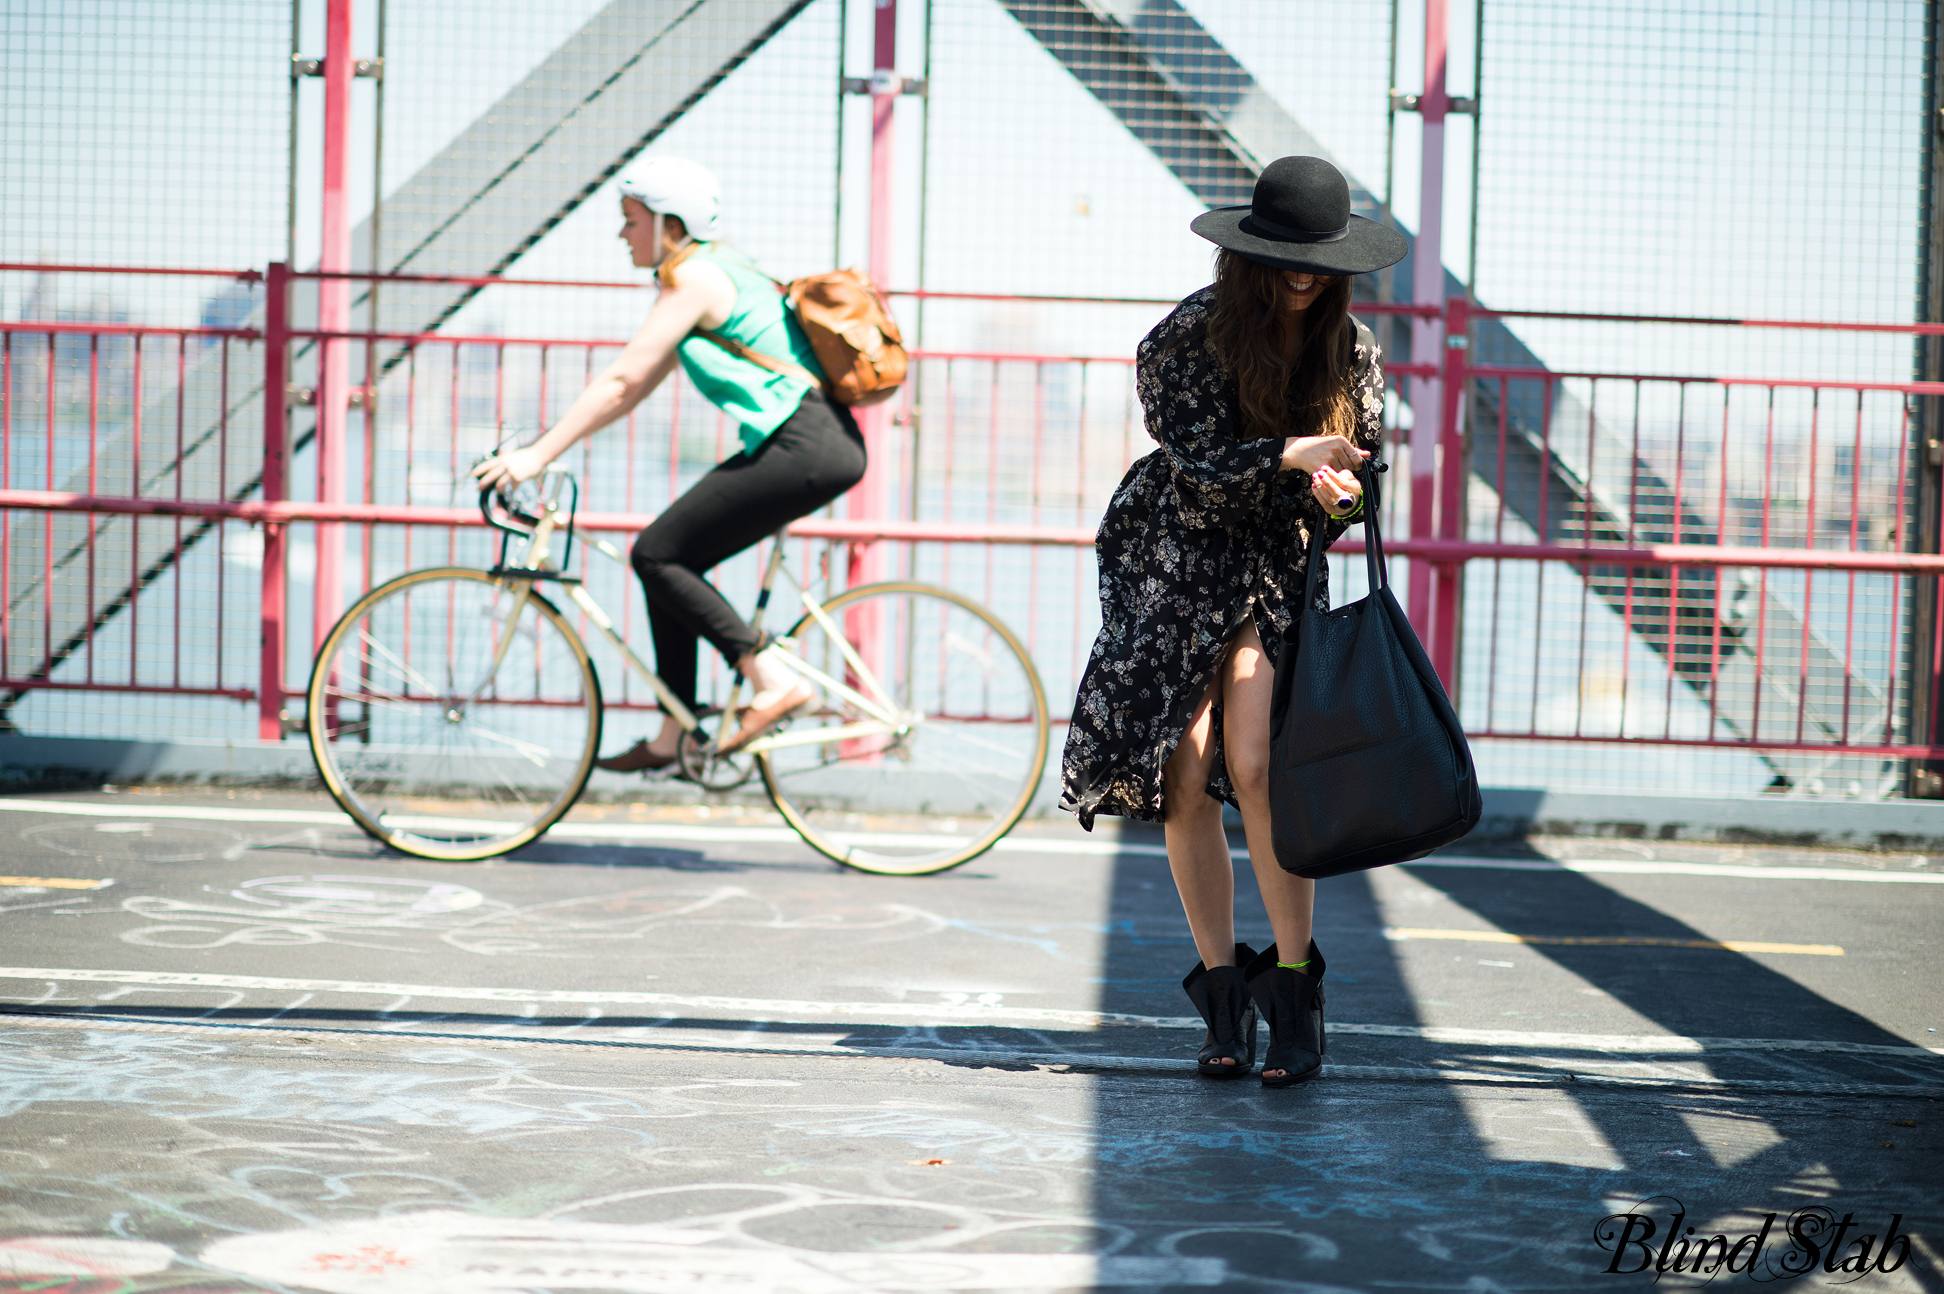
xmin=2 ymin=733 xmax=1939 ymax=851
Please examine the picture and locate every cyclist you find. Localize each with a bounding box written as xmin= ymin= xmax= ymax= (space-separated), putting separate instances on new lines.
xmin=473 ymin=157 xmax=866 ymax=770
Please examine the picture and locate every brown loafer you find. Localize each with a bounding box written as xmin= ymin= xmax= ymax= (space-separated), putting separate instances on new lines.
xmin=715 ymin=682 xmax=815 ymax=755
xmin=594 ymin=739 xmax=678 ymax=773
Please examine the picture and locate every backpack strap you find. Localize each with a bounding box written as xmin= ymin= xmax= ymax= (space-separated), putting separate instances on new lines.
xmin=696 ymin=329 xmax=824 ymax=391
xmin=684 ymin=246 xmax=818 ymax=386
xmin=711 ymin=245 xmax=790 ymax=292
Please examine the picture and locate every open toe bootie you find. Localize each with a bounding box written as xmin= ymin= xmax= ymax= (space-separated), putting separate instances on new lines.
xmin=1181 ymin=942 xmax=1259 ymax=1079
xmin=1244 ymin=941 xmax=1326 ymax=1088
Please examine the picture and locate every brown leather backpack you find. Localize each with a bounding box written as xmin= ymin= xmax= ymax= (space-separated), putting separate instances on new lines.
xmin=700 ymin=267 xmax=907 ymax=408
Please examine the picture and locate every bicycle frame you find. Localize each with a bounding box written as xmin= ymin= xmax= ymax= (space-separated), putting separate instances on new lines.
xmin=486 ymin=474 xmax=913 ymax=761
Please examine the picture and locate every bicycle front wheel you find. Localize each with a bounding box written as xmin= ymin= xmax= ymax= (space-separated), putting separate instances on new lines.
xmin=308 ymin=568 xmax=602 ymax=861
xmin=758 ymin=581 xmax=1050 ymax=875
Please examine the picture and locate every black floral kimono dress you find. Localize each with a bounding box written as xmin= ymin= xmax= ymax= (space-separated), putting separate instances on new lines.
xmin=1060 ymin=286 xmax=1387 ymax=830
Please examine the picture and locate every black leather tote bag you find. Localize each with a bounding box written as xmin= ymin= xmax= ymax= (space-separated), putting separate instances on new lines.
xmin=1267 ymin=463 xmax=1481 ymax=878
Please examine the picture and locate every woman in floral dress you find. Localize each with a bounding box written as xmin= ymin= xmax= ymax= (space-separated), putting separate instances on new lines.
xmin=1061 ymin=156 xmax=1406 ymax=1086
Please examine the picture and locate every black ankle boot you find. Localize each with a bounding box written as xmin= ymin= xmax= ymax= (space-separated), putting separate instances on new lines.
xmin=1243 ymin=941 xmax=1326 ymax=1087
xmin=1181 ymin=942 xmax=1258 ymax=1079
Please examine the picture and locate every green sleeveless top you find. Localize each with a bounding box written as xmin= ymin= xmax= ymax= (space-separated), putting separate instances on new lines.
xmin=674 ymin=247 xmax=825 ymax=456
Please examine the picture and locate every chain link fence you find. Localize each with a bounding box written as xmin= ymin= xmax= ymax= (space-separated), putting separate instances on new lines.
xmin=1 ymin=0 xmax=1934 ymax=800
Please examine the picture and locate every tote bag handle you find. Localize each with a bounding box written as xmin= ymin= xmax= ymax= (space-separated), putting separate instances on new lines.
xmin=1302 ymin=459 xmax=1388 ymax=610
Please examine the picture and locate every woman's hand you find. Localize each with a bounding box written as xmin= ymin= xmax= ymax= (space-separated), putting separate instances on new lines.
xmin=1280 ymin=433 xmax=1369 ymax=476
xmin=471 ymin=444 xmax=551 ymax=495
xmin=1310 ymin=464 xmax=1363 ymax=517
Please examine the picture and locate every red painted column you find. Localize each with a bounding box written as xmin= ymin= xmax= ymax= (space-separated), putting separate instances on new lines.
xmin=259 ymin=262 xmax=291 ymax=740
xmin=867 ymin=0 xmax=898 ymax=295
xmin=1432 ymin=294 xmax=1469 ymax=689
xmin=1408 ymin=0 xmax=1449 ymax=647
xmin=847 ymin=0 xmax=898 ymax=593
xmin=843 ymin=0 xmax=899 ymax=696
xmin=313 ymin=0 xmax=354 ymax=652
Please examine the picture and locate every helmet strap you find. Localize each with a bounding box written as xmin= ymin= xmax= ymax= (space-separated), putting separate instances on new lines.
xmin=650 ymin=211 xmax=697 ymax=267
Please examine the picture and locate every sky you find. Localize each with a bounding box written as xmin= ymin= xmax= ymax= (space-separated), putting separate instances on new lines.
xmin=1 ymin=0 xmax=1926 ymax=370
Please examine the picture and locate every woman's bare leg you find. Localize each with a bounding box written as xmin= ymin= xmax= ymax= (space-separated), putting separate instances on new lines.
xmin=1218 ymin=623 xmax=1315 ymax=955
xmin=1220 ymin=622 xmax=1316 ymax=1081
xmin=1163 ymin=676 xmax=1239 ymax=974
xmin=643 ymin=715 xmax=682 ymax=759
xmin=643 ymin=648 xmax=794 ymax=761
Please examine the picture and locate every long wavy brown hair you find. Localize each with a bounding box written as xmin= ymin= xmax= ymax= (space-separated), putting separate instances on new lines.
xmin=1204 ymin=249 xmax=1356 ymax=442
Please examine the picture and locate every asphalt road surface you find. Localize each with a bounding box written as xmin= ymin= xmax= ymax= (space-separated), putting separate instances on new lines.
xmin=1 ymin=786 xmax=1941 ymax=1292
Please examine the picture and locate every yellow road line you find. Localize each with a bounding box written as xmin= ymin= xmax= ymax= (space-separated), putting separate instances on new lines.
xmin=1384 ymin=928 xmax=1843 ymax=956
xmin=0 ymin=876 xmax=111 ymax=890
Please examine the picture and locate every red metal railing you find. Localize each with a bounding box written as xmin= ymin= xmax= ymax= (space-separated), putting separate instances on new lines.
xmin=0 ymin=302 xmax=263 ymax=707
xmin=1423 ymin=300 xmax=1944 ymax=792
xmin=3 ymin=262 xmax=1941 ymax=791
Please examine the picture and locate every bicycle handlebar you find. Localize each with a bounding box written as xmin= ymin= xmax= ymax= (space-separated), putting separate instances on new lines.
xmin=479 ymin=482 xmax=540 ymax=538
xmin=477 ymin=466 xmax=580 ymax=573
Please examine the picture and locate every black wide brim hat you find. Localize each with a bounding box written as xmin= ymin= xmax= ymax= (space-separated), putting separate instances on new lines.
xmin=1191 ymin=155 xmax=1408 ymax=276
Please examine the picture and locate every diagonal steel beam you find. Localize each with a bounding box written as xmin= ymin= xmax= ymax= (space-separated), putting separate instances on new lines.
xmin=1001 ymin=0 xmax=1891 ymax=785
xmin=358 ymin=0 xmax=814 ymax=338
xmin=4 ymin=0 xmax=811 ymax=722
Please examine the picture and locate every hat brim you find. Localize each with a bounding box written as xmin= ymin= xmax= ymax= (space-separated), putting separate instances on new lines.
xmin=1190 ymin=207 xmax=1408 ymax=275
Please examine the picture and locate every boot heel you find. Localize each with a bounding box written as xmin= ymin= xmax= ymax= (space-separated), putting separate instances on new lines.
xmin=1181 ymin=942 xmax=1259 ymax=1079
xmin=1244 ymin=941 xmax=1327 ymax=1088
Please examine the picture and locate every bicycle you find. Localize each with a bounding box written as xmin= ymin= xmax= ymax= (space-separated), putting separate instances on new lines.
xmin=305 ymin=468 xmax=1051 ymax=875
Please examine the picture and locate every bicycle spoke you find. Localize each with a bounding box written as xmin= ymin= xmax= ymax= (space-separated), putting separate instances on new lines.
xmin=353 ymin=627 xmax=443 ymax=697
xmin=309 ymin=570 xmax=600 ymax=861
xmin=316 ymin=675 xmax=452 ymax=712
xmin=921 ymin=723 xmax=1033 ymax=761
xmin=759 ymin=583 xmax=1048 ymax=875
xmin=464 ymin=721 xmax=563 ymax=767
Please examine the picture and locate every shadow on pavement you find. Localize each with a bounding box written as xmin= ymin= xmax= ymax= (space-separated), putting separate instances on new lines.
xmin=502 ymin=841 xmax=773 ymax=872
xmin=0 ymin=1005 xmax=1171 ymax=1061
xmin=1085 ymin=830 xmax=1944 ymax=1289
xmin=1403 ymin=863 xmax=1916 ymax=1048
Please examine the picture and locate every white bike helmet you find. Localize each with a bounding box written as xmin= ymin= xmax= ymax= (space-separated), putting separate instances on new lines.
xmin=616 ymin=157 xmax=721 ymax=241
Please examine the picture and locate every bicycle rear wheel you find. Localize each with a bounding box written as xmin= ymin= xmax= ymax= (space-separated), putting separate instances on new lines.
xmin=307 ymin=568 xmax=602 ymax=861
xmin=758 ymin=581 xmax=1049 ymax=875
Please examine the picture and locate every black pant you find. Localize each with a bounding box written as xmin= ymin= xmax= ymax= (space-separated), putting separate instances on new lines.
xmin=631 ymin=390 xmax=867 ymax=710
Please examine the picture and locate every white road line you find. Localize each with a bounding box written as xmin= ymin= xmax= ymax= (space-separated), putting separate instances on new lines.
xmin=1382 ymin=928 xmax=1844 ymax=956
xmin=2 ymin=967 xmax=1938 ymax=1057
xmin=0 ymin=965 xmax=1142 ymax=1027
xmin=984 ymin=839 xmax=1944 ymax=887
xmin=555 ymin=822 xmax=804 ymax=844
xmin=0 ymin=799 xmax=349 ymax=825
xmin=1407 ymin=857 xmax=1944 ymax=884
xmin=0 ymin=798 xmax=1936 ymax=882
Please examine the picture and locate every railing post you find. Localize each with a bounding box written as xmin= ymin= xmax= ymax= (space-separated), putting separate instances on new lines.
xmin=1407 ymin=0 xmax=1451 ymax=646
xmin=848 ymin=0 xmax=900 ymax=574
xmin=1431 ymin=294 xmax=1470 ymax=691
xmin=1911 ymin=5 xmax=1944 ymax=797
xmin=259 ymin=262 xmax=291 ymax=741
xmin=314 ymin=0 xmax=355 ymax=653
xmin=842 ymin=0 xmax=899 ymax=677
